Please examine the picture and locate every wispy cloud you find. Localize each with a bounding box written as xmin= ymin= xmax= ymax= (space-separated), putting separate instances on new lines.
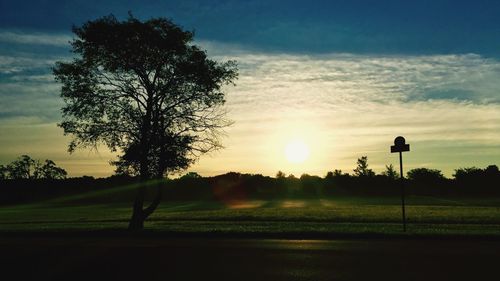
xmin=209 ymin=52 xmax=500 ymax=104
xmin=0 ymin=81 xmax=62 ymax=123
xmin=2 ymin=39 xmax=500 ymax=176
xmin=0 ymin=55 xmax=61 ymax=74
xmin=0 ymin=52 xmax=63 ymax=124
xmin=0 ymin=30 xmax=72 ymax=47
xmin=194 ymin=45 xmax=500 ymax=176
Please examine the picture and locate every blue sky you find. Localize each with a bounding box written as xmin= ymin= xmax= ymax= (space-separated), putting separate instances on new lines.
xmin=1 ymin=0 xmax=500 ymax=177
xmin=2 ymin=0 xmax=500 ymax=55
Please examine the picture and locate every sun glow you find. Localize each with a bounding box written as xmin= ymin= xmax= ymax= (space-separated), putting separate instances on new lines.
xmin=284 ymin=139 xmax=310 ymax=164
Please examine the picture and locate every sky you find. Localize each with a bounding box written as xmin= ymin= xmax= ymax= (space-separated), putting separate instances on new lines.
xmin=1 ymin=0 xmax=500 ymax=178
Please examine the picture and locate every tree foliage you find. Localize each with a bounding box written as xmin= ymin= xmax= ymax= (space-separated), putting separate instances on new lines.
xmin=353 ymin=156 xmax=375 ymax=177
xmin=382 ymin=164 xmax=398 ymax=180
xmin=37 ymin=160 xmax=69 ymax=179
xmin=407 ymin=168 xmax=445 ymax=182
xmin=180 ymin=171 xmax=202 ymax=179
xmin=276 ymin=171 xmax=286 ymax=179
xmin=53 ymin=14 xmax=237 ymax=180
xmin=453 ymin=167 xmax=483 ymax=181
xmin=1 ymin=155 xmax=67 ymax=180
xmin=453 ymin=165 xmax=500 ymax=192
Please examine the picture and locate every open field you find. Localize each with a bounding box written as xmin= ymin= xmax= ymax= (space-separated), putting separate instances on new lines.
xmin=1 ymin=196 xmax=500 ymax=237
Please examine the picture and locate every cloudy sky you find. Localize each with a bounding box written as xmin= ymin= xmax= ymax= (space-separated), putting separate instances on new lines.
xmin=1 ymin=0 xmax=500 ymax=177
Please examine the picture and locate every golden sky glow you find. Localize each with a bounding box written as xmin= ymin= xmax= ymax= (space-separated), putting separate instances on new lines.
xmin=1 ymin=40 xmax=500 ymax=178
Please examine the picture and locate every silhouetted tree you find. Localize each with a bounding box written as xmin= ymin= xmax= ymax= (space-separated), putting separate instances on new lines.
xmin=453 ymin=167 xmax=483 ymax=181
xmin=453 ymin=165 xmax=500 ymax=195
xmin=333 ymin=169 xmax=344 ymax=177
xmin=485 ymin=165 xmax=499 ymax=176
xmin=484 ymin=165 xmax=500 ymax=192
xmin=2 ymin=155 xmax=67 ymax=180
xmin=38 ymin=160 xmax=68 ymax=179
xmin=407 ymin=168 xmax=448 ymax=194
xmin=276 ymin=171 xmax=286 ymax=179
xmin=325 ymin=169 xmax=345 ymax=179
xmin=407 ymin=168 xmax=446 ymax=184
xmin=6 ymin=155 xmax=37 ymax=179
xmin=353 ymin=156 xmax=375 ymax=177
xmin=300 ymin=174 xmax=322 ymax=197
xmin=408 ymin=168 xmax=445 ymax=181
xmin=53 ymin=14 xmax=237 ymax=230
xmin=382 ymin=164 xmax=398 ymax=180
xmin=180 ymin=172 xmax=202 ymax=179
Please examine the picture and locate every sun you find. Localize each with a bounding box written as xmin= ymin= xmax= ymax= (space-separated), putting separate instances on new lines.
xmin=285 ymin=140 xmax=310 ymax=164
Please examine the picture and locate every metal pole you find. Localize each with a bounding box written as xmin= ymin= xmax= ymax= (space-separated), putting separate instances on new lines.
xmin=399 ymin=151 xmax=406 ymax=232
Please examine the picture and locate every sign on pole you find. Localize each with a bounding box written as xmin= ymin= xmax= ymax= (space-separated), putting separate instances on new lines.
xmin=391 ymin=136 xmax=410 ymax=232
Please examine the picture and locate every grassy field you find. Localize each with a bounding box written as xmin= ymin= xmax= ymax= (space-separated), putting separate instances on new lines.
xmin=1 ymin=196 xmax=500 ymax=237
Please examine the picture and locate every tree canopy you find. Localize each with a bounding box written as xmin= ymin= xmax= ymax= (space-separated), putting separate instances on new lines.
xmin=353 ymin=156 xmax=375 ymax=177
xmin=407 ymin=168 xmax=446 ymax=184
xmin=382 ymin=164 xmax=398 ymax=180
xmin=53 ymin=14 xmax=237 ymax=180
xmin=0 ymin=155 xmax=67 ymax=180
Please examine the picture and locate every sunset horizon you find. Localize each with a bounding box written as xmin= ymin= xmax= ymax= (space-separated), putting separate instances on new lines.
xmin=2 ymin=1 xmax=500 ymax=178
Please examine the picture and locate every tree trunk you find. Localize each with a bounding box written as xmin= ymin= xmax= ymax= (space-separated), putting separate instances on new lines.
xmin=128 ymin=211 xmax=144 ymax=230
xmin=128 ymin=184 xmax=146 ymax=231
xmin=128 ymin=179 xmax=163 ymax=231
xmin=129 ymin=103 xmax=153 ymax=231
xmin=143 ymin=182 xmax=163 ymax=218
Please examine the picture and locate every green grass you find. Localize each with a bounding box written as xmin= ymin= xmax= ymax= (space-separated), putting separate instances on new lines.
xmin=1 ymin=196 xmax=500 ymax=237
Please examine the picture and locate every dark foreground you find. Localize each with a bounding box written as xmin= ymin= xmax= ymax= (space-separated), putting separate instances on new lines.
xmin=1 ymin=236 xmax=499 ymax=281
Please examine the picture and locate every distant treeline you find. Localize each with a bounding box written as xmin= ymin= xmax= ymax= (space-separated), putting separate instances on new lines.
xmin=0 ymin=155 xmax=67 ymax=180
xmin=1 ymin=160 xmax=499 ymax=205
